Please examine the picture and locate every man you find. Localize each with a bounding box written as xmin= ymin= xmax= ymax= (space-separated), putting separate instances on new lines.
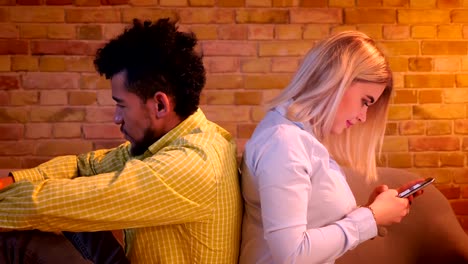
xmin=0 ymin=18 xmax=242 ymax=264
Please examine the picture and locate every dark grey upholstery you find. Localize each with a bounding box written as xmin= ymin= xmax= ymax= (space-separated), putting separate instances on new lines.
xmin=337 ymin=167 xmax=468 ymax=264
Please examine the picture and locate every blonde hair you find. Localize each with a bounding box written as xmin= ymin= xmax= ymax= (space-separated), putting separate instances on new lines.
xmin=268 ymin=31 xmax=393 ymax=182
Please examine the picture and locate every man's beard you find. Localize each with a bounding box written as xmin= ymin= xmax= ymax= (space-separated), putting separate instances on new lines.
xmin=130 ymin=127 xmax=159 ymax=156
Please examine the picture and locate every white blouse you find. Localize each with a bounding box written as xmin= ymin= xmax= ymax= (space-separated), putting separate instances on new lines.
xmin=239 ymin=106 xmax=377 ymax=264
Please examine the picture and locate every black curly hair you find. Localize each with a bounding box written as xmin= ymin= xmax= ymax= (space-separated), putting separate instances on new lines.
xmin=94 ymin=18 xmax=206 ymax=119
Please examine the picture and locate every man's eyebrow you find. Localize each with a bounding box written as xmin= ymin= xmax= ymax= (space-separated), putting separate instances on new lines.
xmin=366 ymin=95 xmax=375 ymax=104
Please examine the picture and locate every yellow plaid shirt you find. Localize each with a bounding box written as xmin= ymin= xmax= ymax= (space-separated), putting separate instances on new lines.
xmin=0 ymin=109 xmax=242 ymax=264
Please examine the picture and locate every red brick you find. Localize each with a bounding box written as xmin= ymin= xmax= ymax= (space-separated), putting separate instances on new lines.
xmin=204 ymin=57 xmax=239 ymax=73
xmin=437 ymin=185 xmax=461 ymax=199
xmin=0 ymin=0 xmax=16 ymax=5
xmin=17 ymin=0 xmax=41 ymax=4
xmin=244 ymin=74 xmax=291 ymax=89
xmin=75 ymin=0 xmax=100 ymax=5
xmin=0 ymin=107 xmax=28 ymax=123
xmin=422 ymin=41 xmax=468 ymax=55
xmin=202 ymin=105 xmax=250 ymax=122
xmin=345 ymin=8 xmax=395 ymax=24
xmin=31 ymin=40 xmax=99 ymax=56
xmin=427 ymin=121 xmax=452 ymax=136
xmin=237 ymin=123 xmax=257 ymax=138
xmin=22 ymin=72 xmax=80 ymax=90
xmin=203 ymin=41 xmax=257 ymax=56
xmin=39 ymin=57 xmax=66 ymax=72
xmin=0 ymin=124 xmax=23 ymax=140
xmin=35 ymin=140 xmax=93 ymax=156
xmin=30 ymin=107 xmax=86 ymax=122
xmin=10 ymin=7 xmax=64 ymax=22
xmin=69 ymin=91 xmax=97 ymax=105
xmin=358 ymin=0 xmax=383 ymax=6
xmin=235 ymin=91 xmax=262 ymax=105
xmin=46 ymin=0 xmax=72 ymax=4
xmin=0 ymin=24 xmax=18 ymax=38
xmin=291 ymin=8 xmax=342 ymax=23
xmin=408 ymin=57 xmax=432 ymax=72
xmin=0 ymin=40 xmax=28 ymax=55
xmin=451 ymin=10 xmax=468 ymax=23
xmin=40 ymin=91 xmax=67 ymax=105
xmin=0 ymin=91 xmax=8 ymax=105
xmin=272 ymin=57 xmax=300 ymax=72
xmin=53 ymin=123 xmax=82 ymax=138
xmin=83 ymin=124 xmax=122 ymax=139
xmin=300 ymin=0 xmax=328 ymax=7
xmin=393 ymin=90 xmax=417 ymax=104
xmin=205 ymin=74 xmax=243 ymax=90
xmin=440 ymin=153 xmax=465 ymax=167
xmin=451 ymin=200 xmax=468 ymax=215
xmin=418 ymin=90 xmax=442 ymax=103
xmin=0 ymin=8 xmax=8 ymax=22
xmin=438 ymin=0 xmax=461 ymax=8
xmin=0 ymin=158 xmax=21 ymax=169
xmin=189 ymin=0 xmax=215 ymax=6
xmin=409 ymin=137 xmax=460 ymax=151
xmin=259 ymin=41 xmax=312 ymax=56
xmin=81 ymin=74 xmax=111 ymax=90
xmin=85 ymin=107 xmax=115 ymax=122
xmin=101 ymin=0 xmax=128 ymax=4
xmin=66 ymin=9 xmax=120 ymax=23
xmin=96 ymin=90 xmax=114 ymax=106
xmin=78 ymin=25 xmax=102 ymax=40
xmin=247 ymin=25 xmax=274 ymax=40
xmin=22 ymin=157 xmax=50 ymax=168
xmin=25 ymin=123 xmax=52 ymax=139
xmin=236 ymin=9 xmax=289 ymax=24
xmin=218 ymin=0 xmax=243 ymax=6
xmin=0 ymin=75 xmax=19 ymax=90
xmin=19 ymin=25 xmax=47 ymax=39
xmin=414 ymin=153 xmax=439 ymax=167
xmin=405 ymin=74 xmax=454 ymax=88
xmin=0 ymin=141 xmax=34 ymax=155
xmin=218 ymin=25 xmax=248 ymax=40
xmin=377 ymin=41 xmax=419 ymax=56
xmin=398 ymin=9 xmax=450 ymax=24
xmin=204 ymin=90 xmax=234 ymax=105
xmin=47 ymin=24 xmax=75 ymax=40
xmin=179 ymin=9 xmax=234 ymax=24
xmin=399 ymin=120 xmax=425 ymax=135
xmin=9 ymin=91 xmax=39 ymax=106
xmin=65 ymin=57 xmax=95 ymax=72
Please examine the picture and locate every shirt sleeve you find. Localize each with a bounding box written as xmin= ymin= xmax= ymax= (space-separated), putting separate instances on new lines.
xmin=0 ymin=142 xmax=215 ymax=232
xmin=11 ymin=143 xmax=132 ymax=183
xmin=251 ymin=128 xmax=377 ymax=264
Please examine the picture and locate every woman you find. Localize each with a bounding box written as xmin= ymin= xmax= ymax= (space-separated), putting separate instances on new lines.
xmin=239 ymin=31 xmax=422 ymax=264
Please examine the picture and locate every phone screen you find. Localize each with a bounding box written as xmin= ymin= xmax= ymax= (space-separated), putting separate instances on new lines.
xmin=397 ymin=177 xmax=434 ymax=198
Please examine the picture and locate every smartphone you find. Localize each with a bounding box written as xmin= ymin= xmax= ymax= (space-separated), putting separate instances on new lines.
xmin=397 ymin=177 xmax=435 ymax=198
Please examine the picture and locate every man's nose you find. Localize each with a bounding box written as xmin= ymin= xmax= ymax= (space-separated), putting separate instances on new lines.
xmin=114 ymin=108 xmax=123 ymax=124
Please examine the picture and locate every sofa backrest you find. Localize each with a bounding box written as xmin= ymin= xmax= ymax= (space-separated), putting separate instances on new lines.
xmin=337 ymin=167 xmax=468 ymax=264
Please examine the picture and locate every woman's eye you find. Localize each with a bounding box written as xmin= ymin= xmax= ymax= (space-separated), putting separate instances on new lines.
xmin=362 ymin=100 xmax=370 ymax=107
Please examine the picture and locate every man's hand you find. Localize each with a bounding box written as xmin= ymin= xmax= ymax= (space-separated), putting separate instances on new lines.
xmin=0 ymin=176 xmax=14 ymax=190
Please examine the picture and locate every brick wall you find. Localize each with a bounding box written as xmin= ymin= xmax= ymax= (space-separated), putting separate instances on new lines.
xmin=1 ymin=0 xmax=468 ymax=231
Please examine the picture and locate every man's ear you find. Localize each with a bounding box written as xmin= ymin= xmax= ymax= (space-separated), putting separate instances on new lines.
xmin=153 ymin=92 xmax=171 ymax=119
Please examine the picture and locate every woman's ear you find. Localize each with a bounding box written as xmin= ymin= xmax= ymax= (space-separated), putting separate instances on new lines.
xmin=153 ymin=92 xmax=171 ymax=118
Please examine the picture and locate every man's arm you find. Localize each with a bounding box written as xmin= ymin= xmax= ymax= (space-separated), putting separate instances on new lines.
xmin=0 ymin=144 xmax=217 ymax=232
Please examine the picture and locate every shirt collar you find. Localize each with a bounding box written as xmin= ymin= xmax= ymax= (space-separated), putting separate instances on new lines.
xmin=146 ymin=108 xmax=206 ymax=155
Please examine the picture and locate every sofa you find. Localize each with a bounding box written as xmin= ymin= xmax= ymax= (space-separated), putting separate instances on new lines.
xmin=337 ymin=167 xmax=468 ymax=264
